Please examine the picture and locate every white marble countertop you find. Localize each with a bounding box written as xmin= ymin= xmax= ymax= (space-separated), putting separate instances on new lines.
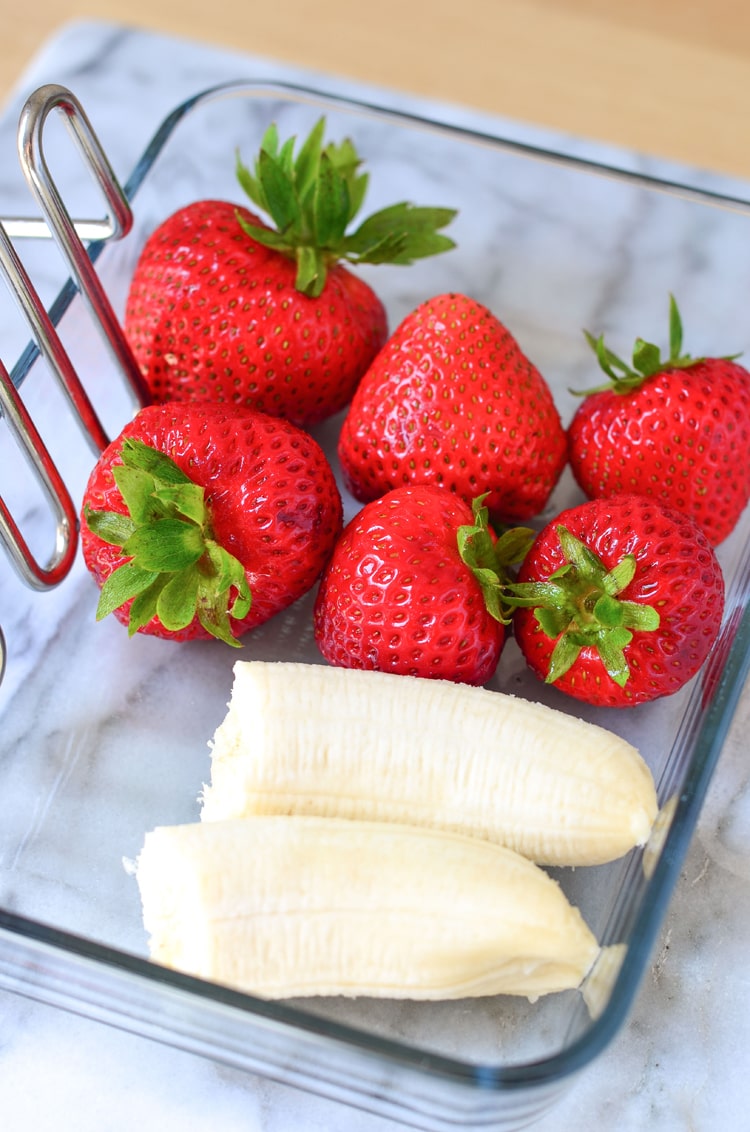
xmin=0 ymin=20 xmax=749 ymax=1131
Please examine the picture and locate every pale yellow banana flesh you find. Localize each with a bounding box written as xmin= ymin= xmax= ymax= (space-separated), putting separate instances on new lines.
xmin=136 ymin=816 xmax=600 ymax=1000
xmin=201 ymin=661 xmax=658 ymax=867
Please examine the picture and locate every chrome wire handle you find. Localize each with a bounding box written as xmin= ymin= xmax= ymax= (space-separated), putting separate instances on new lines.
xmin=17 ymin=84 xmax=151 ymax=409
xmin=0 ymin=353 xmax=78 ymax=590
xmin=0 ymin=219 xmax=109 ymax=455
xmin=0 ymin=83 xmax=154 ymax=684
xmin=1 ymin=217 xmax=118 ymax=241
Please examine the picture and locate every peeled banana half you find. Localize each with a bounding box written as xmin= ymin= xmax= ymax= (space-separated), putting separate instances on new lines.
xmin=201 ymin=661 xmax=658 ymax=867
xmin=136 ymin=815 xmax=601 ymax=1001
xmin=136 ymin=660 xmax=658 ymax=1003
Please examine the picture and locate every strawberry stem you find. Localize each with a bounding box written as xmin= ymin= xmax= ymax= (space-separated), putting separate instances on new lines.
xmin=235 ymin=117 xmax=458 ymax=298
xmin=456 ymin=495 xmax=536 ymax=624
xmin=506 ymin=525 xmax=660 ymax=687
xmin=570 ymin=294 xmax=741 ymax=397
xmin=84 ymin=438 xmax=252 ymax=646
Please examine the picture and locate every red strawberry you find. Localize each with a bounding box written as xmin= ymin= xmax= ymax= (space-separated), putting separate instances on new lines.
xmin=336 ymin=292 xmax=568 ymax=524
xmin=124 ymin=118 xmax=456 ymax=426
xmin=80 ymin=401 xmax=343 ymax=644
xmin=508 ymin=494 xmax=725 ymax=708
xmin=313 ymin=485 xmax=533 ymax=685
xmin=567 ymin=295 xmax=750 ymax=545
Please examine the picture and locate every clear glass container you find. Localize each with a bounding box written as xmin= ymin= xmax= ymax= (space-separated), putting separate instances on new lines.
xmin=1 ymin=80 xmax=749 ymax=1131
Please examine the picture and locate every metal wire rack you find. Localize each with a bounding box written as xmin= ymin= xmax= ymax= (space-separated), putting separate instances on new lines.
xmin=0 ymin=84 xmax=153 ymax=683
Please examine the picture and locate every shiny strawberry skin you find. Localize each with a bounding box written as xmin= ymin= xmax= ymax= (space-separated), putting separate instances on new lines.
xmin=124 ymin=200 xmax=388 ymax=426
xmin=567 ymin=358 xmax=750 ymax=546
xmin=313 ymin=485 xmax=505 ymax=685
xmin=513 ymin=494 xmax=725 ymax=707
xmin=81 ymin=402 xmax=343 ymax=641
xmin=337 ymin=293 xmax=567 ymax=524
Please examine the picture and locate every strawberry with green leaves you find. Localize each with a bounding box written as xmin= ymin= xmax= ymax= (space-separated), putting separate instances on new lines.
xmin=568 ymin=296 xmax=750 ymax=545
xmin=124 ymin=118 xmax=456 ymax=426
xmin=507 ymin=494 xmax=725 ymax=708
xmin=313 ymin=485 xmax=533 ymax=685
xmin=81 ymin=401 xmax=343 ymax=645
xmin=337 ymin=292 xmax=567 ymax=524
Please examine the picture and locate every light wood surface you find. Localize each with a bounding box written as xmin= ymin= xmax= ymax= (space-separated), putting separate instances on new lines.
xmin=2 ymin=1 xmax=750 ymax=180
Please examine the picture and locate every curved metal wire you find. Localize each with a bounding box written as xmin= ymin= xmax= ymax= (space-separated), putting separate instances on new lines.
xmin=0 ymin=219 xmax=109 ymax=453
xmin=0 ymin=354 xmax=78 ymax=591
xmin=0 ymin=82 xmax=155 ymax=685
xmin=16 ymin=84 xmax=150 ymax=408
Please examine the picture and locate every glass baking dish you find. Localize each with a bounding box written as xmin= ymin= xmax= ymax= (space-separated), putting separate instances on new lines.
xmin=1 ymin=79 xmax=749 ymax=1131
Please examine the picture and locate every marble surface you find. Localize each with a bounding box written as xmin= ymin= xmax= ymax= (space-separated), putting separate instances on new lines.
xmin=0 ymin=19 xmax=749 ymax=1131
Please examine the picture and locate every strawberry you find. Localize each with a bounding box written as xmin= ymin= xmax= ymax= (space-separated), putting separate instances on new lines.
xmin=313 ymin=485 xmax=534 ymax=685
xmin=567 ymin=295 xmax=750 ymax=545
xmin=80 ymin=401 xmax=343 ymax=645
xmin=507 ymin=494 xmax=725 ymax=708
xmin=336 ymin=292 xmax=567 ymax=524
xmin=124 ymin=118 xmax=456 ymax=426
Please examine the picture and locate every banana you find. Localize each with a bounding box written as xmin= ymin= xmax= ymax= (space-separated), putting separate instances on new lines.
xmin=136 ymin=815 xmax=600 ymax=1000
xmin=201 ymin=661 xmax=658 ymax=867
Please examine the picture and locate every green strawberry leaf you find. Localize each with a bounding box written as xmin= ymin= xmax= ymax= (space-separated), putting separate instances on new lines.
xmin=593 ymin=625 xmax=634 ymax=686
xmin=535 ymin=603 xmax=570 ymax=639
xmin=152 ymin=481 xmax=207 ymax=526
xmin=456 ymin=495 xmax=535 ymax=624
xmin=506 ymin=579 xmax=570 ymax=610
xmin=95 ymin=562 xmax=160 ymax=622
xmin=571 ymin=332 xmax=639 ymax=394
xmin=294 ymin=117 xmax=326 ymax=200
xmin=602 ymin=553 xmax=636 ymax=596
xmin=257 ymin=148 xmax=301 ymax=234
xmin=113 ymin=465 xmax=163 ymax=524
xmin=325 ymin=136 xmax=361 ymax=185
xmin=261 ymin=122 xmax=279 ymax=158
xmin=235 ymin=152 xmax=265 ymax=214
xmin=592 ymin=592 xmax=627 ymax=627
xmin=121 ymin=519 xmax=204 ymax=572
xmin=156 ymin=567 xmax=202 ymax=631
xmin=277 ymin=135 xmax=297 ymax=178
xmin=196 ymin=580 xmax=242 ymax=648
xmin=631 ymin=337 xmax=662 ymax=378
xmin=620 ymin=600 xmax=660 ymax=632
xmin=545 ymin=631 xmax=584 ymax=684
xmin=87 ymin=441 xmax=253 ymax=646
xmin=84 ymin=506 xmax=136 ymax=547
xmin=347 ymin=172 xmax=369 ymax=223
xmin=344 ymin=230 xmax=408 ymax=266
xmin=128 ymin=575 xmax=170 ymax=636
xmin=556 ymin=526 xmax=603 ymax=577
xmin=234 ymin=216 xmax=295 ymax=251
xmin=669 ymin=291 xmax=683 ymax=358
xmin=343 ymin=203 xmax=457 ymax=264
xmin=205 ymin=541 xmax=253 ymax=620
xmin=494 ymin=525 xmax=537 ymax=570
xmin=121 ymin=437 xmax=192 ymax=484
xmin=313 ymin=151 xmax=351 ymax=249
xmin=295 ymin=245 xmax=325 ymax=297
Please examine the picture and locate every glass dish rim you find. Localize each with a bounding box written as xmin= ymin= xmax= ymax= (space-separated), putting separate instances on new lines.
xmin=3 ymin=76 xmax=750 ymax=1093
